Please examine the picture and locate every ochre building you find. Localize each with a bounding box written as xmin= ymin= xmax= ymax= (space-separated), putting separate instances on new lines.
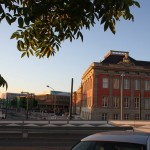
xmin=75 ymin=50 xmax=150 ymax=120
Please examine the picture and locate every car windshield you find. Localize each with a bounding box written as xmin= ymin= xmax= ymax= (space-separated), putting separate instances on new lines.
xmin=71 ymin=141 xmax=146 ymax=150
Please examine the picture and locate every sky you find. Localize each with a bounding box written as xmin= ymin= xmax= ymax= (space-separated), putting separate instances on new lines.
xmin=0 ymin=1 xmax=150 ymax=95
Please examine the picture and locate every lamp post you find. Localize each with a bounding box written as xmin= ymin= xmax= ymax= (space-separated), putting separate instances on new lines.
xmin=46 ymin=85 xmax=56 ymax=117
xmin=120 ymin=73 xmax=125 ymax=120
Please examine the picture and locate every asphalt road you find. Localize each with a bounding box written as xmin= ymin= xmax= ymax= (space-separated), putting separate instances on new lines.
xmin=0 ymin=110 xmax=133 ymax=149
xmin=0 ymin=133 xmax=87 ymax=150
xmin=0 ymin=125 xmax=133 ymax=150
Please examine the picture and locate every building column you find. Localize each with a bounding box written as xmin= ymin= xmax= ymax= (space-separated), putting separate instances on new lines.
xmin=92 ymin=74 xmax=98 ymax=108
xmin=109 ymin=73 xmax=113 ymax=120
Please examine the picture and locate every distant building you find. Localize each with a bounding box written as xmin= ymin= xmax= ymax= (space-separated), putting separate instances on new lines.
xmin=75 ymin=50 xmax=150 ymax=120
xmin=0 ymin=92 xmax=35 ymax=109
xmin=1 ymin=92 xmax=26 ymax=100
xmin=72 ymin=86 xmax=82 ymax=115
xmin=0 ymin=91 xmax=70 ymax=114
xmin=50 ymin=91 xmax=70 ymax=96
xmin=35 ymin=91 xmax=70 ymax=114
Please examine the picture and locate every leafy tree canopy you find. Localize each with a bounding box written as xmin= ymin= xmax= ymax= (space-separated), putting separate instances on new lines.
xmin=0 ymin=0 xmax=140 ymax=58
xmin=0 ymin=74 xmax=8 ymax=90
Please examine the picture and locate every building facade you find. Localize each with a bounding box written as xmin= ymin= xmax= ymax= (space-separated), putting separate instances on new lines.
xmin=35 ymin=91 xmax=70 ymax=115
xmin=77 ymin=50 xmax=150 ymax=120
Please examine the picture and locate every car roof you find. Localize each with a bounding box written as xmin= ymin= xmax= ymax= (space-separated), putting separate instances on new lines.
xmin=81 ymin=131 xmax=150 ymax=145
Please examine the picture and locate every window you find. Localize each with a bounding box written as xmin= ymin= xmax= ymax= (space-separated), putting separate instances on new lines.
xmin=113 ymin=114 xmax=119 ymax=120
xmin=102 ymin=78 xmax=108 ymax=88
xmin=102 ymin=113 xmax=107 ymax=121
xmin=134 ymin=114 xmax=140 ymax=120
xmin=135 ymin=97 xmax=140 ymax=108
xmin=113 ymin=97 xmax=119 ymax=108
xmin=124 ymin=78 xmax=130 ymax=89
xmin=71 ymin=141 xmax=146 ymax=150
xmin=124 ymin=97 xmax=129 ymax=108
xmin=145 ymin=114 xmax=150 ymax=120
xmin=113 ymin=78 xmax=119 ymax=89
xmin=144 ymin=80 xmax=150 ymax=90
xmin=102 ymin=96 xmax=108 ymax=107
xmin=134 ymin=79 xmax=140 ymax=90
xmin=145 ymin=98 xmax=150 ymax=109
xmin=124 ymin=114 xmax=129 ymax=120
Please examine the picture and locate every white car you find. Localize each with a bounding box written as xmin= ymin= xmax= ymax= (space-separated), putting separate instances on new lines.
xmin=71 ymin=131 xmax=150 ymax=150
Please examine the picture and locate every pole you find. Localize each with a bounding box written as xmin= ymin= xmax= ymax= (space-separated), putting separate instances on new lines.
xmin=120 ymin=73 xmax=125 ymax=120
xmin=21 ymin=92 xmax=29 ymax=120
xmin=5 ymin=93 xmax=8 ymax=119
xmin=54 ymin=94 xmax=56 ymax=117
xmin=46 ymin=85 xmax=56 ymax=118
xmin=139 ymin=92 xmax=141 ymax=120
xmin=69 ymin=78 xmax=73 ymax=120
xmin=26 ymin=95 xmax=29 ymax=120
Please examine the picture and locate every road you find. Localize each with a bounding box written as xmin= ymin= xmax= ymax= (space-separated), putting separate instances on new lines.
xmin=0 ymin=136 xmax=79 ymax=150
xmin=0 ymin=130 xmax=90 ymax=150
xmin=0 ymin=110 xmax=134 ymax=149
xmin=0 ymin=125 xmax=133 ymax=150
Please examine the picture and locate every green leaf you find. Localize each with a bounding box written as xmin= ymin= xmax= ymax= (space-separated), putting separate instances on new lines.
xmin=24 ymin=37 xmax=29 ymax=46
xmin=11 ymin=17 xmax=17 ymax=23
xmin=108 ymin=21 xmax=116 ymax=34
xmin=0 ymin=13 xmax=5 ymax=21
xmin=77 ymin=31 xmax=83 ymax=41
xmin=0 ymin=74 xmax=8 ymax=90
xmin=27 ymin=51 xmax=30 ymax=58
xmin=24 ymin=17 xmax=30 ymax=25
xmin=18 ymin=17 xmax=24 ymax=28
xmin=79 ymin=32 xmax=83 ymax=42
xmin=134 ymin=1 xmax=140 ymax=8
xmin=101 ymin=15 xmax=106 ymax=24
xmin=29 ymin=49 xmax=34 ymax=55
xmin=42 ymin=48 xmax=48 ymax=57
xmin=17 ymin=40 xmax=21 ymax=51
xmin=6 ymin=16 xmax=11 ymax=25
xmin=40 ymin=47 xmax=45 ymax=53
xmin=19 ymin=40 xmax=24 ymax=49
xmin=56 ymin=44 xmax=59 ymax=51
xmin=21 ymin=52 xmax=26 ymax=58
xmin=104 ymin=21 xmax=108 ymax=32
xmin=47 ymin=50 xmax=51 ymax=58
xmin=10 ymin=32 xmax=18 ymax=39
xmin=0 ymin=5 xmax=3 ymax=14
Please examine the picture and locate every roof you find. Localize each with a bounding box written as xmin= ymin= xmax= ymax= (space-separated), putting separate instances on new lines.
xmin=101 ymin=51 xmax=150 ymax=67
xmin=81 ymin=131 xmax=150 ymax=145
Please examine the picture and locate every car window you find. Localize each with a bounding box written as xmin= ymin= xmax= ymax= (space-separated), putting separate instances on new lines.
xmin=71 ymin=141 xmax=146 ymax=150
xmin=71 ymin=141 xmax=96 ymax=150
xmin=94 ymin=142 xmax=146 ymax=150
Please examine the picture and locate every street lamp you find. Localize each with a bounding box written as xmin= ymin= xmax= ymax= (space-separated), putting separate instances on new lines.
xmin=120 ymin=73 xmax=125 ymax=120
xmin=46 ymin=85 xmax=56 ymax=117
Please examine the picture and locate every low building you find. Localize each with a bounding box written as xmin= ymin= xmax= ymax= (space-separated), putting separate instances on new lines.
xmin=0 ymin=92 xmax=30 ymax=109
xmin=76 ymin=50 xmax=150 ymax=120
xmin=35 ymin=91 xmax=70 ymax=115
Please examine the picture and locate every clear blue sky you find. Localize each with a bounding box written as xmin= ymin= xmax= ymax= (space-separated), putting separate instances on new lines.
xmin=0 ymin=1 xmax=150 ymax=95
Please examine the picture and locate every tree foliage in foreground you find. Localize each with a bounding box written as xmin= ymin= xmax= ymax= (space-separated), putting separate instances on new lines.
xmin=0 ymin=74 xmax=8 ymax=90
xmin=0 ymin=0 xmax=140 ymax=58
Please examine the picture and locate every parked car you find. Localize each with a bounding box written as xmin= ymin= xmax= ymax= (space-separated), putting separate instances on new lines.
xmin=71 ymin=131 xmax=150 ymax=150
